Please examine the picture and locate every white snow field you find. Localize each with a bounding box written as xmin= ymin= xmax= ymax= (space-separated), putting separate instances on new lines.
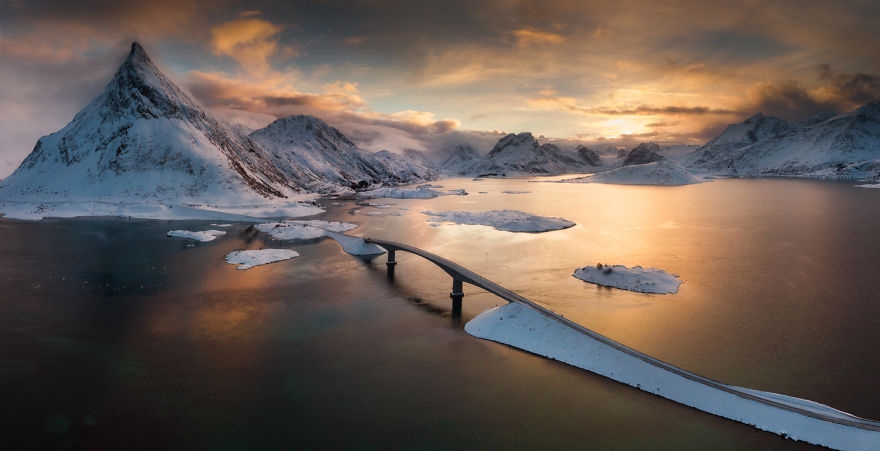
xmin=573 ymin=264 xmax=682 ymax=294
xmin=325 ymin=232 xmax=387 ymax=256
xmin=466 ymin=302 xmax=880 ymax=450
xmin=0 ymin=200 xmax=323 ymax=221
xmin=225 ymin=249 xmax=299 ymax=270
xmin=562 ymin=161 xmax=706 ymax=186
xmin=422 ymin=209 xmax=575 ymax=233
xmin=357 ymin=186 xmax=467 ymax=199
xmin=166 ymin=229 xmax=226 ymax=242
xmin=256 ymin=220 xmax=357 ymax=240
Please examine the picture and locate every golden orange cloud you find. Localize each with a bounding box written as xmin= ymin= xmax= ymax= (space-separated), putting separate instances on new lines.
xmin=511 ymin=28 xmax=566 ymax=47
xmin=209 ymin=14 xmax=288 ymax=73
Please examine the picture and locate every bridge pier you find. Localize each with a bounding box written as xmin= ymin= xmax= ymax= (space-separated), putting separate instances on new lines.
xmin=450 ymin=279 xmax=463 ymax=316
xmin=386 ymin=250 xmax=396 ymax=280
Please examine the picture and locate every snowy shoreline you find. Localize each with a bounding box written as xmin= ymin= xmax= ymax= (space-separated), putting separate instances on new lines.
xmin=466 ymin=303 xmax=880 ymax=449
xmin=422 ymin=209 xmax=575 ymax=233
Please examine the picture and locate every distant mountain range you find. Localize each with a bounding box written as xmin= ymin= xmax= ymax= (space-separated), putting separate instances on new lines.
xmin=1 ymin=42 xmax=879 ymax=211
xmin=0 ymin=43 xmax=431 ymax=206
xmin=687 ymin=105 xmax=880 ymax=179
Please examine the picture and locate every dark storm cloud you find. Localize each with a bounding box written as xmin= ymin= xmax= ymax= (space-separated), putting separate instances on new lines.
xmin=743 ymin=65 xmax=880 ymax=122
xmin=816 ymin=64 xmax=880 ymax=106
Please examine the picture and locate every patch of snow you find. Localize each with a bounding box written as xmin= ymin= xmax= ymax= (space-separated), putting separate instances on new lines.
xmin=0 ymin=200 xmax=323 ymax=221
xmin=573 ymin=264 xmax=682 ymax=294
xmin=325 ymin=232 xmax=386 ymax=256
xmin=167 ymin=229 xmax=226 ymax=242
xmin=225 ymin=249 xmax=298 ymax=270
xmin=256 ymin=220 xmax=357 ymax=240
xmin=422 ymin=210 xmax=575 ymax=233
xmin=501 ymin=190 xmax=531 ymax=194
xmin=465 ymin=303 xmax=880 ymax=450
xmin=562 ymin=161 xmax=706 ymax=186
xmin=358 ymin=186 xmax=467 ymax=199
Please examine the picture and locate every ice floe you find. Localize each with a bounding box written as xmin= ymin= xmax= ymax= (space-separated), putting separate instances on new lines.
xmin=210 ymin=223 xmax=233 ymax=227
xmin=358 ymin=186 xmax=467 ymax=199
xmin=325 ymin=232 xmax=386 ymax=256
xmin=572 ymin=264 xmax=682 ymax=294
xmin=561 ymin=161 xmax=706 ymax=186
xmin=466 ymin=302 xmax=880 ymax=450
xmin=166 ymin=229 xmax=226 ymax=242
xmin=225 ymin=249 xmax=299 ymax=270
xmin=256 ymin=220 xmax=357 ymax=240
xmin=422 ymin=210 xmax=575 ymax=233
xmin=856 ymin=183 xmax=880 ymax=189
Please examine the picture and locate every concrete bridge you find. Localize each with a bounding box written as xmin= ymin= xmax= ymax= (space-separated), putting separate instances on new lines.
xmin=363 ymin=236 xmax=880 ymax=437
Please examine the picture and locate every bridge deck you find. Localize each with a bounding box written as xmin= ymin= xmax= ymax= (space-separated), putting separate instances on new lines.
xmin=364 ymin=236 xmax=880 ymax=432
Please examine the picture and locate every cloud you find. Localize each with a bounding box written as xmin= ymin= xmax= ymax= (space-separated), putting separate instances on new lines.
xmin=528 ymin=95 xmax=740 ymax=116
xmin=511 ymin=28 xmax=566 ymax=47
xmin=741 ymin=65 xmax=880 ymax=121
xmin=209 ymin=15 xmax=287 ymax=73
xmin=815 ymin=64 xmax=880 ymax=108
xmin=184 ymin=70 xmax=480 ymax=155
xmin=344 ymin=36 xmax=367 ymax=46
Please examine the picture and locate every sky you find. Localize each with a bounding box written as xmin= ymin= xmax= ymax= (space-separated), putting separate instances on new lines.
xmin=2 ymin=0 xmax=880 ymax=177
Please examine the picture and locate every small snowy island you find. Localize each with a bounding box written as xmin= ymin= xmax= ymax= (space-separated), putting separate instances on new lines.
xmin=423 ymin=210 xmax=575 ymax=233
xmin=167 ymin=229 xmax=226 ymax=242
xmin=225 ymin=249 xmax=299 ymax=270
xmin=573 ymin=263 xmax=682 ymax=294
xmin=561 ymin=161 xmax=706 ymax=186
xmin=358 ymin=186 xmax=467 ymax=199
xmin=255 ymin=220 xmax=357 ymax=240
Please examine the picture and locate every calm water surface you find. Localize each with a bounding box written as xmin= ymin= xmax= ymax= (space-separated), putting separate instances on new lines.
xmin=2 ymin=177 xmax=878 ymax=449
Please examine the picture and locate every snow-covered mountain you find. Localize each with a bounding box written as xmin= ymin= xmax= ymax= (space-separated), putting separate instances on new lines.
xmin=466 ymin=132 xmax=600 ymax=176
xmin=686 ymin=113 xmax=793 ymax=174
xmin=435 ymin=145 xmax=481 ymax=175
xmin=249 ymin=115 xmax=431 ymax=191
xmin=621 ymin=142 xmax=664 ymax=166
xmin=0 ymin=42 xmax=296 ymax=204
xmin=369 ymin=149 xmax=438 ymax=183
xmin=575 ymin=145 xmax=602 ymax=166
xmin=686 ymin=104 xmax=880 ymax=179
xmin=0 ymin=42 xmax=437 ymax=219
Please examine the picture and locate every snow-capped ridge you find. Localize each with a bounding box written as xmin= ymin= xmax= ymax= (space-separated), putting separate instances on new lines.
xmin=686 ymin=101 xmax=880 ymax=179
xmin=1 ymin=41 xmax=298 ymax=207
xmin=249 ymin=114 xmax=433 ymax=192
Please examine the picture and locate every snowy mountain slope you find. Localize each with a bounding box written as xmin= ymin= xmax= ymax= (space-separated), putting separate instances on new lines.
xmin=436 ymin=144 xmax=481 ymax=175
xmin=730 ymin=102 xmax=880 ymax=178
xmin=0 ymin=42 xmax=296 ymax=205
xmin=686 ymin=113 xmax=792 ymax=173
xmin=686 ymin=103 xmax=880 ymax=179
xmin=249 ymin=115 xmax=433 ymax=192
xmin=621 ymin=142 xmax=664 ymax=166
xmin=466 ymin=132 xmax=600 ymax=176
xmin=370 ymin=150 xmax=438 ymax=182
xmin=575 ymin=145 xmax=602 ymax=166
xmin=561 ymin=160 xmax=706 ymax=186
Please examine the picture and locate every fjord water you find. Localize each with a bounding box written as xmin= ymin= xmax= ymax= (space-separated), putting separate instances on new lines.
xmin=2 ymin=179 xmax=878 ymax=449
